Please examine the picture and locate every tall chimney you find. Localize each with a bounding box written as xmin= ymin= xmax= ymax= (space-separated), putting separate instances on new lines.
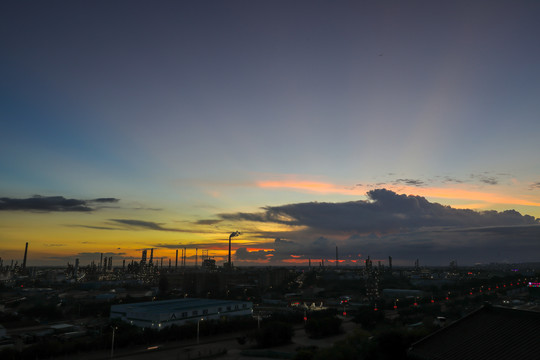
xmin=22 ymin=242 xmax=28 ymax=269
xmin=228 ymin=231 xmax=240 ymax=268
xmin=175 ymin=249 xmax=178 ymax=269
xmin=335 ymin=246 xmax=338 ymax=267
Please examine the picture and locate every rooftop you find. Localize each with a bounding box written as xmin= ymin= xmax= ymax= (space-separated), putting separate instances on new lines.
xmin=408 ymin=305 xmax=540 ymax=360
xmin=112 ymin=298 xmax=250 ymax=313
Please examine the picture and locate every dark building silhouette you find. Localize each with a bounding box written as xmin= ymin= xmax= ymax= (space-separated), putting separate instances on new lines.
xmin=409 ymin=305 xmax=540 ymax=360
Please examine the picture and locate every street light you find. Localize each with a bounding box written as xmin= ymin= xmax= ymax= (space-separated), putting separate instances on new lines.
xmin=197 ymin=318 xmax=205 ymax=344
xmin=110 ymin=326 xmax=118 ymax=359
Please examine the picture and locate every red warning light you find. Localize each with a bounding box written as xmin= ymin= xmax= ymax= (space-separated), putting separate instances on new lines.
xmin=303 ymin=316 xmax=307 ymax=321
xmin=469 ymin=292 xmax=473 ymax=295
xmin=343 ymin=311 xmax=347 ymax=316
xmin=393 ymin=305 xmax=397 ymax=309
xmin=431 ymin=299 xmax=435 ymax=303
xmin=445 ymin=297 xmax=449 ymax=300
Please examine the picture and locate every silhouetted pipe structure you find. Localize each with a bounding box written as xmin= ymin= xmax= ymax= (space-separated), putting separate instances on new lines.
xmin=228 ymin=231 xmax=241 ymax=268
xmin=22 ymin=242 xmax=28 ymax=269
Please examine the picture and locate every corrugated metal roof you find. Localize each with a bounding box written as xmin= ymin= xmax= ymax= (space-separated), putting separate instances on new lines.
xmin=408 ymin=305 xmax=540 ymax=360
xmin=113 ymin=298 xmax=252 ymax=314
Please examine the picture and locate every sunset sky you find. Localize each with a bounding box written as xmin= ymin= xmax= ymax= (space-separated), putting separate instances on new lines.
xmin=1 ymin=1 xmax=540 ymax=267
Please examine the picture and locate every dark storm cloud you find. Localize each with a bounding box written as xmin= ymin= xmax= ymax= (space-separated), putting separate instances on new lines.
xmin=220 ymin=189 xmax=539 ymax=234
xmin=110 ymin=219 xmax=192 ymax=232
xmin=394 ymin=178 xmax=425 ymax=187
xmin=235 ymin=247 xmax=272 ymax=261
xmin=219 ymin=189 xmax=540 ymax=264
xmin=0 ymin=195 xmax=120 ymax=212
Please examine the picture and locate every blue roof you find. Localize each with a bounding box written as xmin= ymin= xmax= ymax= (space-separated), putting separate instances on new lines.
xmin=112 ymin=298 xmax=251 ymax=314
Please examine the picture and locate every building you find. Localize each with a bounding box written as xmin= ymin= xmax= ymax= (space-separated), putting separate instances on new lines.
xmin=110 ymin=298 xmax=253 ymax=329
xmin=408 ymin=305 xmax=540 ymax=360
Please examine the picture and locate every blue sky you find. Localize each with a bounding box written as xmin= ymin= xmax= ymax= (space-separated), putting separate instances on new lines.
xmin=1 ymin=1 xmax=540 ymax=266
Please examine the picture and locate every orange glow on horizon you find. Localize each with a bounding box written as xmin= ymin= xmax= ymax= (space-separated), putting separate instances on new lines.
xmin=257 ymin=179 xmax=540 ymax=207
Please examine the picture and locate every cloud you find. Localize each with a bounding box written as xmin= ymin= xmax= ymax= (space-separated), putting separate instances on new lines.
xmin=394 ymin=178 xmax=425 ymax=187
xmin=110 ymin=219 xmax=192 ymax=232
xmin=219 ymin=189 xmax=540 ymax=264
xmin=0 ymin=195 xmax=120 ymax=212
xmin=235 ymin=247 xmax=272 ymax=261
xmin=92 ymin=198 xmax=119 ymax=203
xmin=442 ymin=176 xmax=464 ymax=184
xmin=194 ymin=219 xmax=223 ymax=225
xmin=67 ymin=225 xmax=122 ymax=230
xmin=221 ymin=189 xmax=539 ymax=233
xmin=530 ymin=182 xmax=540 ymax=190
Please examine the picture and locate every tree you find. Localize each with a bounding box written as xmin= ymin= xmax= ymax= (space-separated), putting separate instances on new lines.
xmin=305 ymin=316 xmax=342 ymax=338
xmin=253 ymin=321 xmax=294 ymax=347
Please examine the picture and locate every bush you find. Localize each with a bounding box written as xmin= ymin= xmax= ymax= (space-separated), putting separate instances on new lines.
xmin=253 ymin=321 xmax=294 ymax=348
xmin=304 ymin=316 xmax=342 ymax=338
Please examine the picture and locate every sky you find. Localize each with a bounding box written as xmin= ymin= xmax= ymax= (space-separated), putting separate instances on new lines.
xmin=1 ymin=0 xmax=540 ymax=267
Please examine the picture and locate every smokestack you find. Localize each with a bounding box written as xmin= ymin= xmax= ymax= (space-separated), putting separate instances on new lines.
xmin=228 ymin=231 xmax=241 ymax=268
xmin=335 ymin=246 xmax=338 ymax=267
xmin=22 ymin=242 xmax=28 ymax=269
xmin=175 ymin=249 xmax=178 ymax=270
xmin=100 ymin=253 xmax=103 ymax=271
xmin=195 ymin=248 xmax=198 ymax=268
xmin=388 ymin=256 xmax=392 ymax=271
xmin=74 ymin=258 xmax=79 ymax=276
xmin=149 ymin=248 xmax=154 ymax=265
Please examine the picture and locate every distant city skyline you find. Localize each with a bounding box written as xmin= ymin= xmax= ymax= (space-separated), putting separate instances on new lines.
xmin=1 ymin=1 xmax=540 ymax=266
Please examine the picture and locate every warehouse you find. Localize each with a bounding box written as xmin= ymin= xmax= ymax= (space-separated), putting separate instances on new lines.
xmin=110 ymin=298 xmax=253 ymax=329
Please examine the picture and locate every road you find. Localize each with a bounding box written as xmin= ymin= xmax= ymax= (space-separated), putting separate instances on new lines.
xmin=50 ymin=317 xmax=358 ymax=360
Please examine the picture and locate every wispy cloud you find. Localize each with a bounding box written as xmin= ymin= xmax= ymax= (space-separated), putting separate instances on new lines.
xmin=193 ymin=219 xmax=223 ymax=225
xmin=110 ymin=219 xmax=193 ymax=232
xmin=393 ymin=178 xmax=425 ymax=187
xmin=530 ymin=182 xmax=540 ymax=190
xmin=67 ymin=225 xmax=122 ymax=230
xmin=0 ymin=196 xmax=119 ymax=212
